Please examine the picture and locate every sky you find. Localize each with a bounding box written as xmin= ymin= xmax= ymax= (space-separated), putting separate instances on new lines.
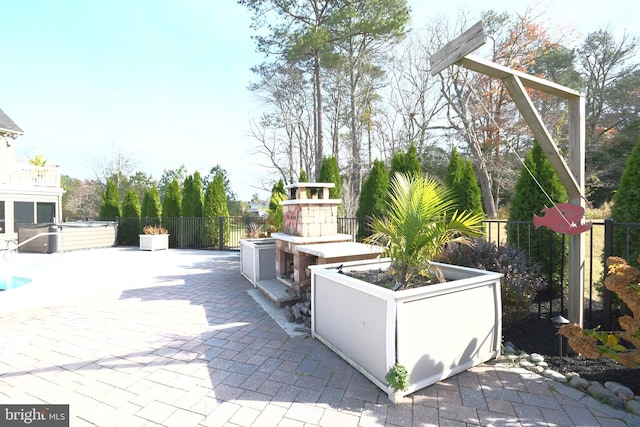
xmin=1 ymin=0 xmax=638 ymax=201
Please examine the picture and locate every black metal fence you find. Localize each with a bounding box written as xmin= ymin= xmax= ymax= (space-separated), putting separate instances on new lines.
xmin=335 ymin=217 xmax=640 ymax=330
xmin=114 ymin=216 xmax=269 ymax=250
xmin=114 ymin=215 xmax=639 ymax=329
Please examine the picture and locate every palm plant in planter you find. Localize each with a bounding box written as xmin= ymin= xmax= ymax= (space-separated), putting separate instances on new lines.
xmin=309 ymin=172 xmax=503 ymax=403
xmin=365 ymin=173 xmax=485 ymax=289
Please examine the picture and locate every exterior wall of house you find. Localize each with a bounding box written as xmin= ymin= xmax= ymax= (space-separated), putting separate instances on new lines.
xmin=0 ymin=135 xmax=63 ymax=241
xmin=0 ymin=191 xmax=63 ymax=239
xmin=0 ymin=135 xmax=16 ymax=185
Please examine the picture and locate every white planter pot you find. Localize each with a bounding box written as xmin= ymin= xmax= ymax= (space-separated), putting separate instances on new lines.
xmin=310 ymin=259 xmax=503 ymax=403
xmin=239 ymin=238 xmax=276 ymax=286
xmin=139 ymin=234 xmax=169 ymax=251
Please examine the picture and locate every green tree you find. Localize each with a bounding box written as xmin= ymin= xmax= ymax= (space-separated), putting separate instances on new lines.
xmin=99 ymin=179 xmax=121 ymax=219
xmin=203 ymin=165 xmax=237 ymax=201
xmin=127 ymin=171 xmax=156 ymax=205
xmin=181 ymin=171 xmax=204 ymax=246
xmin=204 ymin=171 xmax=230 ymax=248
xmin=445 ymin=148 xmax=484 ymax=217
xmin=269 ymin=179 xmax=286 ymax=212
xmin=141 ymin=185 xmax=162 ymax=224
xmin=318 ymin=156 xmax=342 ymax=199
xmin=508 ymin=141 xmax=568 ymax=293
xmin=330 ymin=0 xmax=409 ymax=199
xmin=162 ymin=178 xmax=182 ymax=247
xmin=357 ymin=159 xmax=389 ymax=240
xmin=158 ymin=165 xmax=188 ymax=200
xmin=181 ymin=172 xmax=204 ymax=217
xmin=610 ymin=136 xmax=640 ymax=267
xmin=268 ymin=179 xmax=287 ymax=232
xmin=591 ymin=119 xmax=640 ymax=206
xmin=162 ymin=179 xmax=182 ymax=218
xmin=240 ymin=0 xmax=409 ymax=179
xmin=119 ymin=189 xmax=141 ymax=245
xmin=299 ymin=169 xmax=308 ymax=182
xmin=390 ymin=143 xmax=421 ymax=178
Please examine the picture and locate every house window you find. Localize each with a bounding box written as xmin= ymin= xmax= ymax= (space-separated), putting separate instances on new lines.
xmin=37 ymin=202 xmax=56 ymax=223
xmin=14 ymin=201 xmax=34 ymax=232
xmin=0 ymin=201 xmax=5 ymax=234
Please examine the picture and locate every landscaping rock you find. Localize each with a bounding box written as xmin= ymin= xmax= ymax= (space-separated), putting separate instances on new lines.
xmin=531 ymin=366 xmax=544 ymax=374
xmin=519 ymin=360 xmax=535 ymax=368
xmin=569 ymin=376 xmax=590 ymax=391
xmin=587 ymin=382 xmax=625 ymax=408
xmin=565 ymin=372 xmax=580 ymax=380
xmin=604 ymin=381 xmax=635 ymax=401
xmin=503 ymin=342 xmax=517 ymax=355
xmin=542 ymin=369 xmax=567 ymax=383
xmin=627 ymin=399 xmax=640 ymax=416
xmin=529 ymin=353 xmax=544 ymax=363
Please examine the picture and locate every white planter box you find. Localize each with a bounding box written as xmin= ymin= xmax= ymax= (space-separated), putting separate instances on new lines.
xmin=139 ymin=234 xmax=169 ymax=251
xmin=240 ymin=238 xmax=276 ymax=286
xmin=310 ymin=259 xmax=503 ymax=403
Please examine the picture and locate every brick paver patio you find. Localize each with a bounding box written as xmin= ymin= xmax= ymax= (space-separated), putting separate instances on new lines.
xmin=1 ymin=248 xmax=638 ymax=426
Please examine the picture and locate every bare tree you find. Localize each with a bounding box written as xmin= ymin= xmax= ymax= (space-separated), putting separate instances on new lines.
xmin=437 ymin=9 xmax=561 ymax=217
xmin=249 ymin=63 xmax=316 ymax=185
xmin=90 ymin=142 xmax=138 ymax=196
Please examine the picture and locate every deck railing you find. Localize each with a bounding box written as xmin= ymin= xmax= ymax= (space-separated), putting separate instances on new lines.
xmin=7 ymin=167 xmax=61 ymax=188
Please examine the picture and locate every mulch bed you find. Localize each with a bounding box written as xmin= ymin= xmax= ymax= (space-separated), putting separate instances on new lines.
xmin=503 ymin=317 xmax=640 ymax=395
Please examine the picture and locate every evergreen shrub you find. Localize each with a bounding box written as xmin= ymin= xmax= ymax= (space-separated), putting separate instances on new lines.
xmin=119 ymin=189 xmax=141 ymax=246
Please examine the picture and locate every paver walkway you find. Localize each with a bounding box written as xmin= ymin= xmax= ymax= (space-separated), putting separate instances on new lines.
xmin=1 ymin=248 xmax=638 ymax=426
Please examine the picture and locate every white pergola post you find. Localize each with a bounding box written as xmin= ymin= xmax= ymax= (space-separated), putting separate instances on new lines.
xmin=430 ymin=22 xmax=587 ymax=325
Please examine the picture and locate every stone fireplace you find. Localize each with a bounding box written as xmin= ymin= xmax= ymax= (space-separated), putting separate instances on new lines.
xmin=271 ymin=182 xmax=352 ymax=289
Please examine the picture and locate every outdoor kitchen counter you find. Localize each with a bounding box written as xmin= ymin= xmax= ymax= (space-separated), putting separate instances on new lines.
xmin=296 ymin=242 xmax=384 ymax=264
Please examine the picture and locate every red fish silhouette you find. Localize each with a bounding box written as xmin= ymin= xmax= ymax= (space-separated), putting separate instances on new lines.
xmin=533 ymin=203 xmax=592 ymax=234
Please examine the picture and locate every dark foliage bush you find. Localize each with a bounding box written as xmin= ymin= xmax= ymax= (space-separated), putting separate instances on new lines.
xmin=356 ymin=159 xmax=388 ymax=241
xmin=437 ymin=238 xmax=547 ymax=320
xmin=99 ymin=179 xmax=121 ymax=219
xmin=119 ymin=189 xmax=141 ymax=246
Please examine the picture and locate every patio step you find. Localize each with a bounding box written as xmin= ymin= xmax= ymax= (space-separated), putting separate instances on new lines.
xmin=255 ymin=279 xmax=298 ymax=307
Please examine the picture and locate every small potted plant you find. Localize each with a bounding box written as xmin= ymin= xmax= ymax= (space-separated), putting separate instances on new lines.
xmin=139 ymin=224 xmax=169 ymax=251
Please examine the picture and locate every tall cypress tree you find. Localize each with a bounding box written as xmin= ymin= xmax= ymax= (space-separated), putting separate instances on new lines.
xmin=141 ymin=185 xmax=162 ymax=223
xmin=445 ymin=148 xmax=484 ymax=217
xmin=390 ymin=143 xmax=421 ymax=178
xmin=181 ymin=172 xmax=204 ymax=246
xmin=204 ymin=171 xmax=230 ymax=247
xmin=268 ymin=179 xmax=287 ymax=232
xmin=461 ymin=160 xmax=484 ymax=217
xmin=318 ymin=156 xmax=342 ymax=199
xmin=611 ymin=136 xmax=640 ymax=267
xmin=120 ymin=189 xmax=141 ymax=245
xmin=181 ymin=172 xmax=204 ymax=217
xmin=356 ymin=159 xmax=389 ymax=240
xmin=162 ymin=179 xmax=182 ymax=218
xmin=388 ymin=144 xmax=421 ymax=207
xmin=99 ymin=179 xmax=121 ymax=219
xmin=509 ymin=141 xmax=567 ymax=293
xmin=162 ymin=178 xmax=182 ymax=247
xmin=444 ymin=147 xmax=463 ymax=189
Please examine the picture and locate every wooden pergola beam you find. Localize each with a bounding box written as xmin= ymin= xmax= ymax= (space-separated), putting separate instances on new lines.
xmin=502 ymin=75 xmax=581 ymax=197
xmin=459 ymin=56 xmax=582 ymax=99
xmin=429 ymin=21 xmax=587 ymax=326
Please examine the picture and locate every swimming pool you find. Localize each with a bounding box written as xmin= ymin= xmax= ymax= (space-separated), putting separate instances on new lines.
xmin=0 ymin=276 xmax=32 ymax=291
